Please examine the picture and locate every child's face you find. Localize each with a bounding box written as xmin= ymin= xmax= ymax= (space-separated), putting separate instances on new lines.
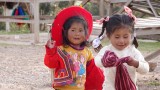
xmin=108 ymin=28 xmax=132 ymax=50
xmin=67 ymin=22 xmax=86 ymax=47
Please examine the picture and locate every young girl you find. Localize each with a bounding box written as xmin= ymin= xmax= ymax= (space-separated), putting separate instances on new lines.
xmin=94 ymin=6 xmax=149 ymax=90
xmin=44 ymin=6 xmax=104 ymax=90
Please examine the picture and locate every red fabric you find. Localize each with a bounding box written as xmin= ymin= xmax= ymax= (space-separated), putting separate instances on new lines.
xmin=51 ymin=6 xmax=93 ymax=46
xmin=101 ymin=51 xmax=136 ymax=90
xmin=13 ymin=8 xmax=22 ymax=26
xmin=85 ymin=59 xmax=104 ymax=90
xmin=44 ymin=45 xmax=65 ymax=69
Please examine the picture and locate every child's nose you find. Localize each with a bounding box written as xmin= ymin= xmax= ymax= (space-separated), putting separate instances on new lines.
xmin=75 ymin=31 xmax=80 ymax=35
xmin=119 ymin=38 xmax=124 ymax=43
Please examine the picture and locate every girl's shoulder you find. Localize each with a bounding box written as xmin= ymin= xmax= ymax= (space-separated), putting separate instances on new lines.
xmin=84 ymin=47 xmax=92 ymax=52
xmin=127 ymin=45 xmax=143 ymax=57
xmin=130 ymin=45 xmax=141 ymax=53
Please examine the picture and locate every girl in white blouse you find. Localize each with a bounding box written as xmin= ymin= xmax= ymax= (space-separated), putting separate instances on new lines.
xmin=94 ymin=6 xmax=149 ymax=90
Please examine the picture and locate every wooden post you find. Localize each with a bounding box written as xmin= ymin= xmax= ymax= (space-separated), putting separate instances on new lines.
xmin=99 ymin=0 xmax=104 ymax=17
xmin=32 ymin=0 xmax=40 ymax=43
xmin=105 ymin=0 xmax=110 ymax=16
xmin=6 ymin=22 xmax=10 ymax=32
xmin=4 ymin=6 xmax=12 ymax=32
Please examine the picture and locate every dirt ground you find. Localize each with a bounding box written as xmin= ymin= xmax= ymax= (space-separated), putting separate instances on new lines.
xmin=0 ymin=33 xmax=160 ymax=90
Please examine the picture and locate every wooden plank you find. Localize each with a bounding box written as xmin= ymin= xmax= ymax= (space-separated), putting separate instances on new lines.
xmin=110 ymin=0 xmax=128 ymax=3
xmin=146 ymin=0 xmax=159 ymax=17
xmin=136 ymin=28 xmax=160 ymax=35
xmin=131 ymin=7 xmax=154 ymax=16
xmin=0 ymin=18 xmax=53 ymax=24
xmin=131 ymin=1 xmax=160 ymax=9
xmin=0 ymin=18 xmax=33 ymax=23
xmin=135 ymin=18 xmax=160 ymax=28
xmin=130 ymin=3 xmax=151 ymax=8
xmin=145 ymin=50 xmax=160 ymax=61
xmin=40 ymin=20 xmax=53 ymax=24
xmin=145 ymin=50 xmax=159 ymax=71
xmin=0 ymin=15 xmax=54 ymax=20
xmin=110 ymin=0 xmax=146 ymax=3
xmin=0 ymin=0 xmax=32 ymax=3
xmin=0 ymin=15 xmax=31 ymax=19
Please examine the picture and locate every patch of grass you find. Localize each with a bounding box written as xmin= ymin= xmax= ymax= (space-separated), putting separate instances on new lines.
xmin=0 ymin=23 xmax=30 ymax=35
xmin=0 ymin=29 xmax=30 ymax=35
xmin=0 ymin=43 xmax=16 ymax=46
xmin=138 ymin=41 xmax=160 ymax=52
xmin=101 ymin=38 xmax=109 ymax=46
xmin=147 ymin=81 xmax=160 ymax=86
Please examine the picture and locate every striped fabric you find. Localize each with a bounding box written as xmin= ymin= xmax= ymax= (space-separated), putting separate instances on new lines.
xmin=101 ymin=51 xmax=136 ymax=90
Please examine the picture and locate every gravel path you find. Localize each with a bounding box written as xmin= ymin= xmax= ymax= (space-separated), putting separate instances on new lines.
xmin=0 ymin=33 xmax=160 ymax=90
xmin=0 ymin=45 xmax=53 ymax=90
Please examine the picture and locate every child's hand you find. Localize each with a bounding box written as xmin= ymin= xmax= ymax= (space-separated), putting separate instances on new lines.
xmin=126 ymin=57 xmax=139 ymax=68
xmin=46 ymin=39 xmax=56 ymax=49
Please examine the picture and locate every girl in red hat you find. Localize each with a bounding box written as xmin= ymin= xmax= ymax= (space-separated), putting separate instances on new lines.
xmin=44 ymin=6 xmax=104 ymax=90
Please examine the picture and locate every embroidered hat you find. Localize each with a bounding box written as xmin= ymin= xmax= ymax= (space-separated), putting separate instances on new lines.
xmin=51 ymin=6 xmax=93 ymax=46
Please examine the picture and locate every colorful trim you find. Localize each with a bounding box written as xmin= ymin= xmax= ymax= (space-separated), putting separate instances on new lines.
xmin=54 ymin=48 xmax=73 ymax=86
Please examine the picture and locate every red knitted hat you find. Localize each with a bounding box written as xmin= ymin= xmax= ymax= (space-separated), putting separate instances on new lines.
xmin=51 ymin=6 xmax=93 ymax=46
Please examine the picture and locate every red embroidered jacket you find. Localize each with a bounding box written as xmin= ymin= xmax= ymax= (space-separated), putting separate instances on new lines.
xmin=44 ymin=45 xmax=104 ymax=90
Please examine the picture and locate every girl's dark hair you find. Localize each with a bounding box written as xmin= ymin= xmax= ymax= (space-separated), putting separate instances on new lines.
xmin=99 ymin=14 xmax=138 ymax=48
xmin=62 ymin=16 xmax=88 ymax=47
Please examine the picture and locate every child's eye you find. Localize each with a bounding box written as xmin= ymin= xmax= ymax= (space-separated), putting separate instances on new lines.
xmin=79 ymin=29 xmax=84 ymax=32
xmin=124 ymin=36 xmax=128 ymax=38
xmin=115 ymin=36 xmax=119 ymax=38
xmin=71 ymin=29 xmax=75 ymax=32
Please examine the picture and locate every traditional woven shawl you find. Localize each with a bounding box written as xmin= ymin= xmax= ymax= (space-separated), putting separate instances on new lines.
xmin=101 ymin=51 xmax=136 ymax=90
xmin=53 ymin=48 xmax=73 ymax=86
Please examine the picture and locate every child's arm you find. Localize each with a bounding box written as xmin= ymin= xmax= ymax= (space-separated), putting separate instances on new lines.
xmin=85 ymin=59 xmax=104 ymax=90
xmin=127 ymin=49 xmax=149 ymax=74
xmin=126 ymin=57 xmax=139 ymax=68
xmin=44 ymin=40 xmax=59 ymax=68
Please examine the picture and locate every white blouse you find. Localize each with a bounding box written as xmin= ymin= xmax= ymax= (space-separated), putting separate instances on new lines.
xmin=95 ymin=44 xmax=149 ymax=90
